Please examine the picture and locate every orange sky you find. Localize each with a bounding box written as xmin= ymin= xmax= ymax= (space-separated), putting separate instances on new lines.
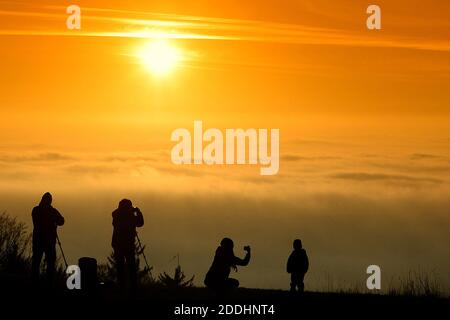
xmin=1 ymin=0 xmax=449 ymax=133
xmin=0 ymin=0 xmax=449 ymax=191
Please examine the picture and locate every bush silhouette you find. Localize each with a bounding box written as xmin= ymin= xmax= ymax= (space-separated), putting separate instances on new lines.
xmin=158 ymin=264 xmax=194 ymax=289
xmin=0 ymin=211 xmax=31 ymax=274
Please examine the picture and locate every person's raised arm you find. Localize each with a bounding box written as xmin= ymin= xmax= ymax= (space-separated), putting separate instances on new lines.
xmin=234 ymin=246 xmax=251 ymax=266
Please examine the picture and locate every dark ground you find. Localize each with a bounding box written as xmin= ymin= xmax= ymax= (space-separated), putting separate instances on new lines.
xmin=1 ymin=275 xmax=448 ymax=319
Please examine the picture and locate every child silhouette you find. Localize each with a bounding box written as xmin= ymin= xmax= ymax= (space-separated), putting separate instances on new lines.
xmin=286 ymin=239 xmax=309 ymax=293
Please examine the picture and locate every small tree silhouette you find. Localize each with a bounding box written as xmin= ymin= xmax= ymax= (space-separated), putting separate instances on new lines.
xmin=158 ymin=255 xmax=194 ymax=288
xmin=0 ymin=211 xmax=31 ymax=274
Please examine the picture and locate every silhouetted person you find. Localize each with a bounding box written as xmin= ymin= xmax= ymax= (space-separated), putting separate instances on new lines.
xmin=31 ymin=192 xmax=65 ymax=288
xmin=287 ymin=239 xmax=309 ymax=293
xmin=111 ymin=199 xmax=144 ymax=294
xmin=204 ymin=238 xmax=251 ymax=294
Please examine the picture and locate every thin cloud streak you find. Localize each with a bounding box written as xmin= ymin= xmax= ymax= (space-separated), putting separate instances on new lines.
xmin=0 ymin=7 xmax=449 ymax=51
xmin=331 ymin=172 xmax=443 ymax=184
xmin=0 ymin=30 xmax=231 ymax=40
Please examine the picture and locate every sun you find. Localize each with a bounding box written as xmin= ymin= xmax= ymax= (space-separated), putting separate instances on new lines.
xmin=137 ymin=40 xmax=181 ymax=76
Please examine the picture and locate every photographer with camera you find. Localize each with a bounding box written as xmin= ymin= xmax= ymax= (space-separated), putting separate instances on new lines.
xmin=111 ymin=199 xmax=144 ymax=294
xmin=204 ymin=237 xmax=251 ymax=294
xmin=31 ymin=192 xmax=65 ymax=289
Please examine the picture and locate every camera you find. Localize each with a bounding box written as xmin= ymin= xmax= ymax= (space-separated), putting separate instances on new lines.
xmin=244 ymin=245 xmax=251 ymax=252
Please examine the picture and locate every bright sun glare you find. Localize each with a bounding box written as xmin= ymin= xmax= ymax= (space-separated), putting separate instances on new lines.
xmin=138 ymin=40 xmax=181 ymax=76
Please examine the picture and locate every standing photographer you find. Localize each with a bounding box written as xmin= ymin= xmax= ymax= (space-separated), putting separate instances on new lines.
xmin=111 ymin=199 xmax=144 ymax=294
xmin=204 ymin=237 xmax=251 ymax=294
xmin=31 ymin=192 xmax=65 ymax=289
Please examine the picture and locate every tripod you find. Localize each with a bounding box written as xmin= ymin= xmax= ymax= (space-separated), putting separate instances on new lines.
xmin=135 ymin=232 xmax=151 ymax=277
xmin=56 ymin=232 xmax=69 ymax=269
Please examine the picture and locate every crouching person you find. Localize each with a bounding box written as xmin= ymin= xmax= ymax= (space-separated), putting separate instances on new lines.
xmin=204 ymin=237 xmax=250 ymax=295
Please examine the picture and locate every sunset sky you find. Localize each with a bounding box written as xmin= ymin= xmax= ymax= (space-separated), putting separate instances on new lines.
xmin=1 ymin=0 xmax=449 ymax=291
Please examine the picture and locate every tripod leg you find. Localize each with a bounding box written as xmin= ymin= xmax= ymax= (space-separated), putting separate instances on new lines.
xmin=56 ymin=234 xmax=69 ymax=269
